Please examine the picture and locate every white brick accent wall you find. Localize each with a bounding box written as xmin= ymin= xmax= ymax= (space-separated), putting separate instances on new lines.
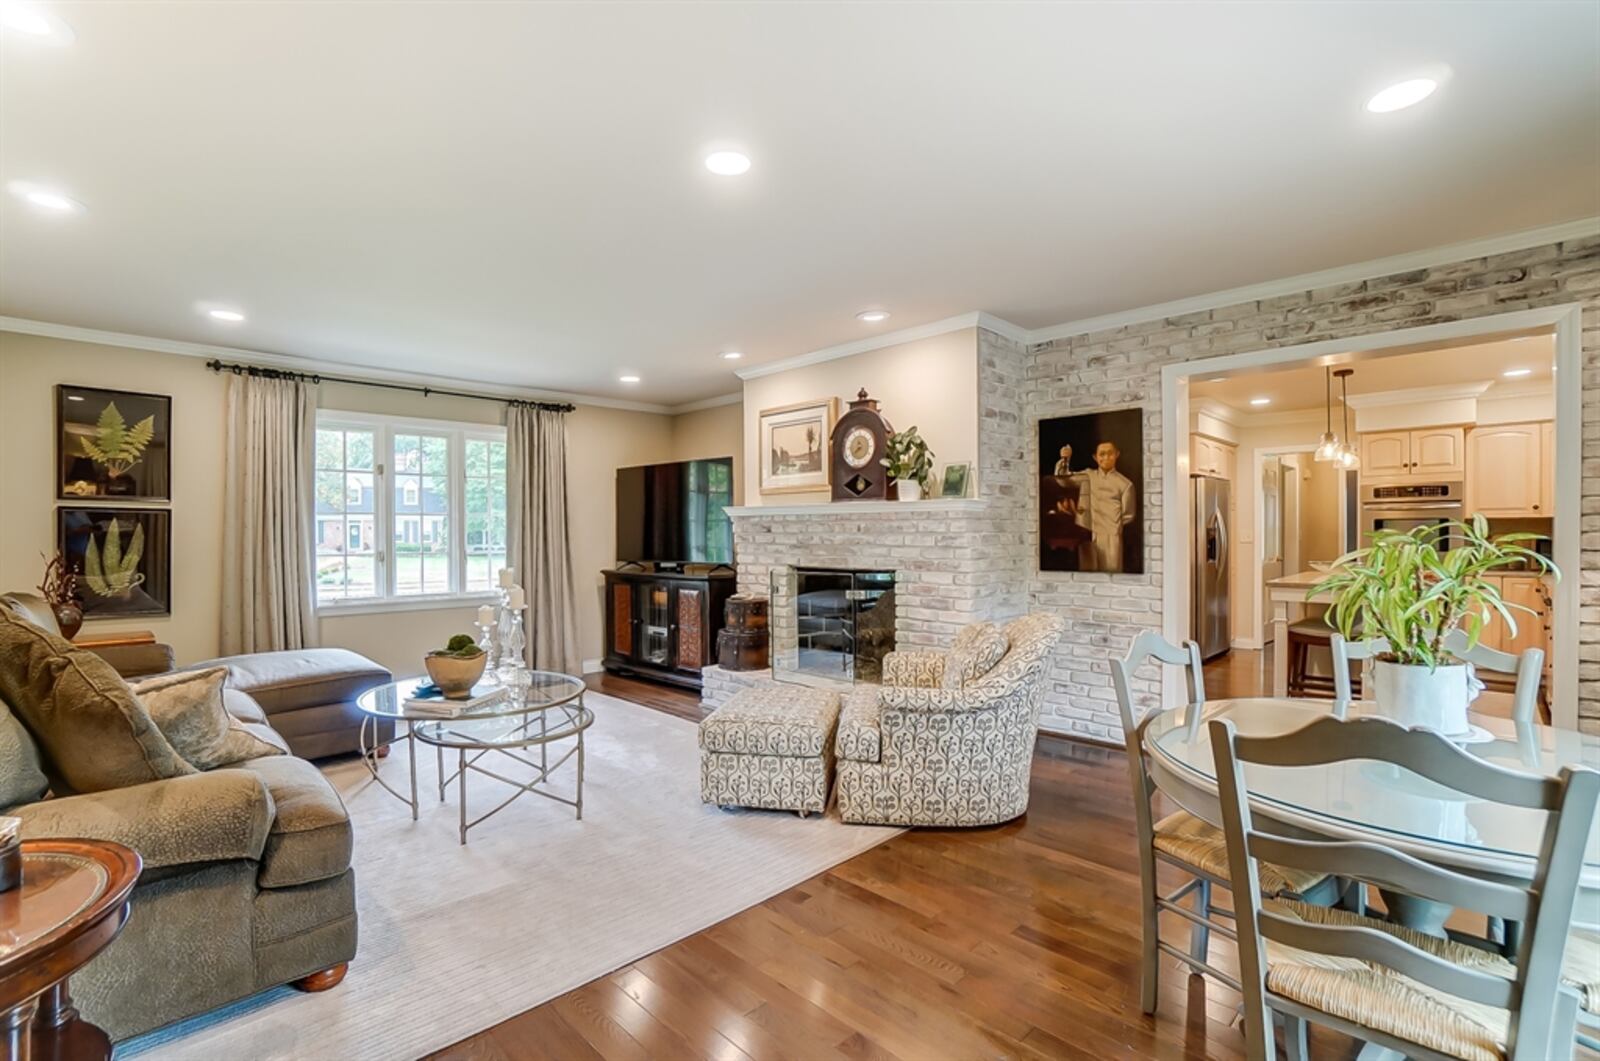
xmin=1025 ymin=235 xmax=1600 ymax=740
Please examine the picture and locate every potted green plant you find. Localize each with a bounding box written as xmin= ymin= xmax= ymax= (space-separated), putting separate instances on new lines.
xmin=1313 ymin=516 xmax=1557 ymax=735
xmin=880 ymin=427 xmax=934 ymax=502
xmin=424 ymin=633 xmax=488 ymax=700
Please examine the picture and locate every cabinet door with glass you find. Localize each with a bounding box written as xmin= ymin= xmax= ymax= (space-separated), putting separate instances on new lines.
xmin=636 ymin=580 xmax=676 ymax=669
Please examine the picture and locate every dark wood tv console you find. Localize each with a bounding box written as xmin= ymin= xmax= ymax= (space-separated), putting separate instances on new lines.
xmin=602 ymin=567 xmax=737 ymax=690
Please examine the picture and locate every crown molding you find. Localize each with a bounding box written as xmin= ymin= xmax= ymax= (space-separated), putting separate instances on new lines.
xmin=734 ymin=311 xmax=1026 ymax=382
xmin=1024 ymin=216 xmax=1600 ymax=347
xmin=1482 ymin=379 xmax=1555 ymax=401
xmin=1343 ymin=380 xmax=1493 ymax=409
xmin=0 ymin=316 xmax=681 ymax=415
xmin=667 ymin=391 xmax=742 ymax=414
xmin=1190 ymin=398 xmax=1241 ymax=426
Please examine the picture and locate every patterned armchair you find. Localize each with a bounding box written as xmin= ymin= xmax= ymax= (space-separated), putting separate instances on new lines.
xmin=834 ymin=613 xmax=1066 ymax=826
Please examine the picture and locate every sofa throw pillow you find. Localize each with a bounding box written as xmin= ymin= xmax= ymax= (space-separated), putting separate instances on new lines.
xmin=0 ymin=700 xmax=49 ymax=809
xmin=941 ymin=622 xmax=1010 ymax=690
xmin=0 ymin=608 xmax=194 ymax=794
xmin=135 ymin=667 xmax=286 ymax=771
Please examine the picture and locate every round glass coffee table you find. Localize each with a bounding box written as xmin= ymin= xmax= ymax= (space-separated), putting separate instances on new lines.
xmin=355 ymin=671 xmax=591 ymax=843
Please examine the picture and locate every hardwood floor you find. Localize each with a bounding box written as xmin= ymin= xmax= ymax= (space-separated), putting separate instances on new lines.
xmin=431 ymin=671 xmax=1379 ymax=1061
xmin=1202 ymin=645 xmax=1272 ymax=699
xmin=433 ymin=669 xmax=1596 ymax=1061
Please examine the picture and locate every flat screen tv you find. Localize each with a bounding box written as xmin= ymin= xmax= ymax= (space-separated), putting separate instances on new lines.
xmin=616 ymin=457 xmax=734 ymax=566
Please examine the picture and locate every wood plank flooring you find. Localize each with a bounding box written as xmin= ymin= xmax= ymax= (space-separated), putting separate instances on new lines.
xmin=428 ymin=672 xmax=1567 ymax=1061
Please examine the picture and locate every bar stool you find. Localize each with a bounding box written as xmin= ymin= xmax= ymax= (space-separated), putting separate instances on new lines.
xmin=1285 ymin=615 xmax=1338 ymax=699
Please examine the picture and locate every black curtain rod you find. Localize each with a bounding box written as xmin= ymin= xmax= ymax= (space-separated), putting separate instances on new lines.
xmin=203 ymin=358 xmax=575 ymax=412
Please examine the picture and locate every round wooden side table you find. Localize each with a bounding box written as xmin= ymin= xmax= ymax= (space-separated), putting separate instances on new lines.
xmin=0 ymin=840 xmax=142 ymax=1061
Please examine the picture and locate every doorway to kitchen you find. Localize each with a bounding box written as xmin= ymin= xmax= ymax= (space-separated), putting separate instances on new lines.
xmin=1163 ymin=304 xmax=1582 ymax=727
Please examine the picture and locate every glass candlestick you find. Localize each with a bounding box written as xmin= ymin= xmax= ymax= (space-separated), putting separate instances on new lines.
xmin=497 ymin=611 xmax=525 ymax=680
xmin=476 ymin=618 xmax=500 ymax=681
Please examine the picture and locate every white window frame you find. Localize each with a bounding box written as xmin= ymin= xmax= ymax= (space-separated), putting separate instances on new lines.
xmin=315 ymin=409 xmax=507 ymax=616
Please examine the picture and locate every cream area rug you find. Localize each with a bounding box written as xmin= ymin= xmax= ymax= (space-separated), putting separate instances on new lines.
xmin=118 ymin=691 xmax=901 ymax=1060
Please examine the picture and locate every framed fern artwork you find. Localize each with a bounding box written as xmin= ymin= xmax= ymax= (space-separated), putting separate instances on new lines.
xmin=57 ymin=508 xmax=172 ymax=619
xmin=56 ymin=385 xmax=172 ymax=501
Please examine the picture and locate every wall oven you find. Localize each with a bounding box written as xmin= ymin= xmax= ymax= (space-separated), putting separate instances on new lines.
xmin=1359 ymin=481 xmax=1464 ymax=549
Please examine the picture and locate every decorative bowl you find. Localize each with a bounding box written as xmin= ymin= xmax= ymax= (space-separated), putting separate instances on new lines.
xmin=424 ymin=652 xmax=487 ymax=700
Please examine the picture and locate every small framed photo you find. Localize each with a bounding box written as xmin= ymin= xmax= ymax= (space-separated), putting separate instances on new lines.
xmin=58 ymin=507 xmax=173 ymax=619
xmin=759 ymin=398 xmax=838 ymax=494
xmin=57 ymin=385 xmax=172 ymax=501
xmin=938 ymin=462 xmax=973 ymax=498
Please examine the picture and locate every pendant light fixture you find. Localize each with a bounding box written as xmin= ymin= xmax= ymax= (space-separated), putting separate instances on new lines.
xmin=1334 ymin=369 xmax=1360 ymax=469
xmin=1314 ymin=366 xmax=1339 ymax=461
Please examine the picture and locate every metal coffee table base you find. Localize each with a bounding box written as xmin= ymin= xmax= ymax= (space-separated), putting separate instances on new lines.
xmin=418 ymin=703 xmax=593 ymax=844
xmin=358 ymin=715 xmax=419 ymax=820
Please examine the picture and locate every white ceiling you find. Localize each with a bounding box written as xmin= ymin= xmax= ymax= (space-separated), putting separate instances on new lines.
xmin=1 ymin=2 xmax=1596 ymax=406
xmin=1190 ymin=334 xmax=1556 ymax=413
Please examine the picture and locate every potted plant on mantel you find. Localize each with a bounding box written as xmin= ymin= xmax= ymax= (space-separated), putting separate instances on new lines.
xmin=881 ymin=427 xmax=935 ymax=502
xmin=1312 ymin=516 xmax=1557 ymax=736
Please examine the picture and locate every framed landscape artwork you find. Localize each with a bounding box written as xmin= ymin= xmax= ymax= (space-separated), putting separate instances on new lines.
xmin=759 ymin=397 xmax=838 ymax=494
xmin=57 ymin=507 xmax=173 ymax=618
xmin=57 ymin=385 xmax=173 ymax=501
xmin=1038 ymin=407 xmax=1144 ymax=574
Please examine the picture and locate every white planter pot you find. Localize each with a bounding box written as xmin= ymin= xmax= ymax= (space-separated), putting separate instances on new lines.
xmin=897 ymin=480 xmax=923 ymax=502
xmin=1369 ymin=660 xmax=1480 ymax=737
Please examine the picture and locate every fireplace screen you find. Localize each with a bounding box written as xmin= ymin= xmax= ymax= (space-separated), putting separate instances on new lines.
xmin=769 ymin=566 xmax=895 ymax=687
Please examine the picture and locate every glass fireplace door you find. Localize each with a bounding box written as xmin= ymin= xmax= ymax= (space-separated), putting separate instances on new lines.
xmin=769 ymin=565 xmax=895 ymax=687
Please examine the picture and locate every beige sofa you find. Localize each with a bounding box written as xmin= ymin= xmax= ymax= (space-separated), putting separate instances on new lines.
xmin=834 ymin=613 xmax=1065 ymax=827
xmin=0 ymin=599 xmax=363 ymax=1043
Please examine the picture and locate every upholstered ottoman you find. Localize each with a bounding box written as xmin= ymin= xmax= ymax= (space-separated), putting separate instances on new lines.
xmin=699 ymin=685 xmax=841 ymax=816
xmin=186 ymin=649 xmax=392 ymax=760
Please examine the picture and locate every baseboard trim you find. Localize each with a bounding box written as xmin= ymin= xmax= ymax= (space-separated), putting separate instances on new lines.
xmin=581 ymin=657 xmax=604 ymax=674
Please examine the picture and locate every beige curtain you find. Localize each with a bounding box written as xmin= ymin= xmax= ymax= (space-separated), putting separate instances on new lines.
xmin=220 ymin=372 xmax=318 ymax=654
xmin=506 ymin=403 xmax=581 ymax=675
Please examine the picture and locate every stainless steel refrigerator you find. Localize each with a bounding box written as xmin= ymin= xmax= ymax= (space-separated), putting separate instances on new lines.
xmin=1191 ymin=475 xmax=1231 ymax=660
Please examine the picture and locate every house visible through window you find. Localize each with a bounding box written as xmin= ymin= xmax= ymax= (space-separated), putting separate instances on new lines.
xmin=315 ymin=413 xmax=507 ymax=607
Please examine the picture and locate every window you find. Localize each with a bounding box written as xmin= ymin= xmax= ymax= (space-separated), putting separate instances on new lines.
xmin=315 ymin=413 xmax=507 ymax=608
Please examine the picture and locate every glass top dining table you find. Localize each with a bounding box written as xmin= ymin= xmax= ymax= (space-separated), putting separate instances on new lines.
xmin=1144 ymin=698 xmax=1600 ymax=909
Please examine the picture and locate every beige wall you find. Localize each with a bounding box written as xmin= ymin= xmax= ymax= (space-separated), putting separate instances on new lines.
xmin=0 ymin=330 xmax=676 ymax=674
xmin=0 ymin=332 xmax=229 ymax=663
xmin=740 ymin=328 xmax=979 ymax=504
xmin=669 ymin=401 xmax=744 ymax=505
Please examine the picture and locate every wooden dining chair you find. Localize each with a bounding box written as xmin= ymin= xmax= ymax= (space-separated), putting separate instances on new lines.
xmin=1328 ymin=633 xmax=1386 ymax=714
xmin=1210 ymin=713 xmax=1597 ymax=1061
xmin=1442 ymin=629 xmax=1545 ymax=724
xmin=1330 ymin=632 xmax=1544 ymax=723
xmin=1111 ymin=631 xmax=1334 ymax=1016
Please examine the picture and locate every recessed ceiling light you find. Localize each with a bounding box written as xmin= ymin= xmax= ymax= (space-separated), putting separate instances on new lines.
xmin=856 ymin=310 xmax=891 ymax=323
xmin=8 ymin=180 xmax=84 ymax=214
xmin=0 ymin=1 xmax=74 ymax=43
xmin=720 ymin=351 xmax=743 ymax=361
xmin=1366 ymin=78 xmax=1437 ymax=114
xmin=704 ymin=151 xmax=751 ymax=176
xmin=207 ymin=308 xmax=246 ymax=322
xmin=619 ymin=375 xmax=641 ymax=384
xmin=1249 ymin=397 xmax=1272 ymax=406
xmin=1503 ymin=368 xmax=1532 ymax=378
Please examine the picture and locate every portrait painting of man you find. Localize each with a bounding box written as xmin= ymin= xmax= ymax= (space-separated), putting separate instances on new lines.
xmin=1038 ymin=408 xmax=1143 ymax=574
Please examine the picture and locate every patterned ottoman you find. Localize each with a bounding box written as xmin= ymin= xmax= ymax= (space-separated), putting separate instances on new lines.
xmin=699 ymin=684 xmax=842 ymax=816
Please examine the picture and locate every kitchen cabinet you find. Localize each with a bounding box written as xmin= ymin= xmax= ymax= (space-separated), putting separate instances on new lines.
xmin=1474 ymin=574 xmax=1552 ymax=713
xmin=1360 ymin=428 xmax=1465 ymax=481
xmin=1465 ymin=422 xmax=1551 ymax=517
xmin=1191 ymin=434 xmax=1234 ymax=479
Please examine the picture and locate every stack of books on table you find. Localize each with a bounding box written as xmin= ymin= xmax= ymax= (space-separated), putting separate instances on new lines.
xmin=403 ymin=686 xmax=509 ymax=718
